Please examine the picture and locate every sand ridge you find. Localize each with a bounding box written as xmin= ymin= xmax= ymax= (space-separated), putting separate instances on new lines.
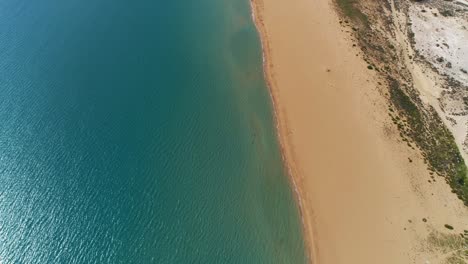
xmin=250 ymin=0 xmax=468 ymax=263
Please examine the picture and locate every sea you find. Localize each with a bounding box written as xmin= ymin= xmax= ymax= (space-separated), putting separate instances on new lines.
xmin=0 ymin=0 xmax=307 ymax=263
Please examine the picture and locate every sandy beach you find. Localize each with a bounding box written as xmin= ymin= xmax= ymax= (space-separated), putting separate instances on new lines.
xmin=251 ymin=0 xmax=468 ymax=263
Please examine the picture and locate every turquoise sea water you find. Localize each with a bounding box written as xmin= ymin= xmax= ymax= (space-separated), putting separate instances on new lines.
xmin=0 ymin=0 xmax=307 ymax=263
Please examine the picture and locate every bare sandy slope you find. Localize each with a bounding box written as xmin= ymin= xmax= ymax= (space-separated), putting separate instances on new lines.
xmin=251 ymin=0 xmax=468 ymax=263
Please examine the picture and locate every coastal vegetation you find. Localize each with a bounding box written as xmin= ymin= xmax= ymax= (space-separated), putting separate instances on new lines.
xmin=335 ymin=0 xmax=369 ymax=27
xmin=334 ymin=0 xmax=468 ymax=205
xmin=426 ymin=231 xmax=468 ymax=263
xmin=389 ymin=79 xmax=468 ymax=204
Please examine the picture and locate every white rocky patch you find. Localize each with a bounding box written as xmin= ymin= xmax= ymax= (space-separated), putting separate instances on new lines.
xmin=410 ymin=5 xmax=468 ymax=87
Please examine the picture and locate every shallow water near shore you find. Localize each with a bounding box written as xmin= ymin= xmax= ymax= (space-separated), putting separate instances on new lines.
xmin=0 ymin=0 xmax=307 ymax=263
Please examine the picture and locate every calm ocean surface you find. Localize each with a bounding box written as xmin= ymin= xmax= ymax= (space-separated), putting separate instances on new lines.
xmin=0 ymin=0 xmax=307 ymax=263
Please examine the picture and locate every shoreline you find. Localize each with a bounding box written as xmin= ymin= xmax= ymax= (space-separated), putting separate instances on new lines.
xmin=249 ymin=1 xmax=315 ymax=263
xmin=248 ymin=0 xmax=316 ymax=262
